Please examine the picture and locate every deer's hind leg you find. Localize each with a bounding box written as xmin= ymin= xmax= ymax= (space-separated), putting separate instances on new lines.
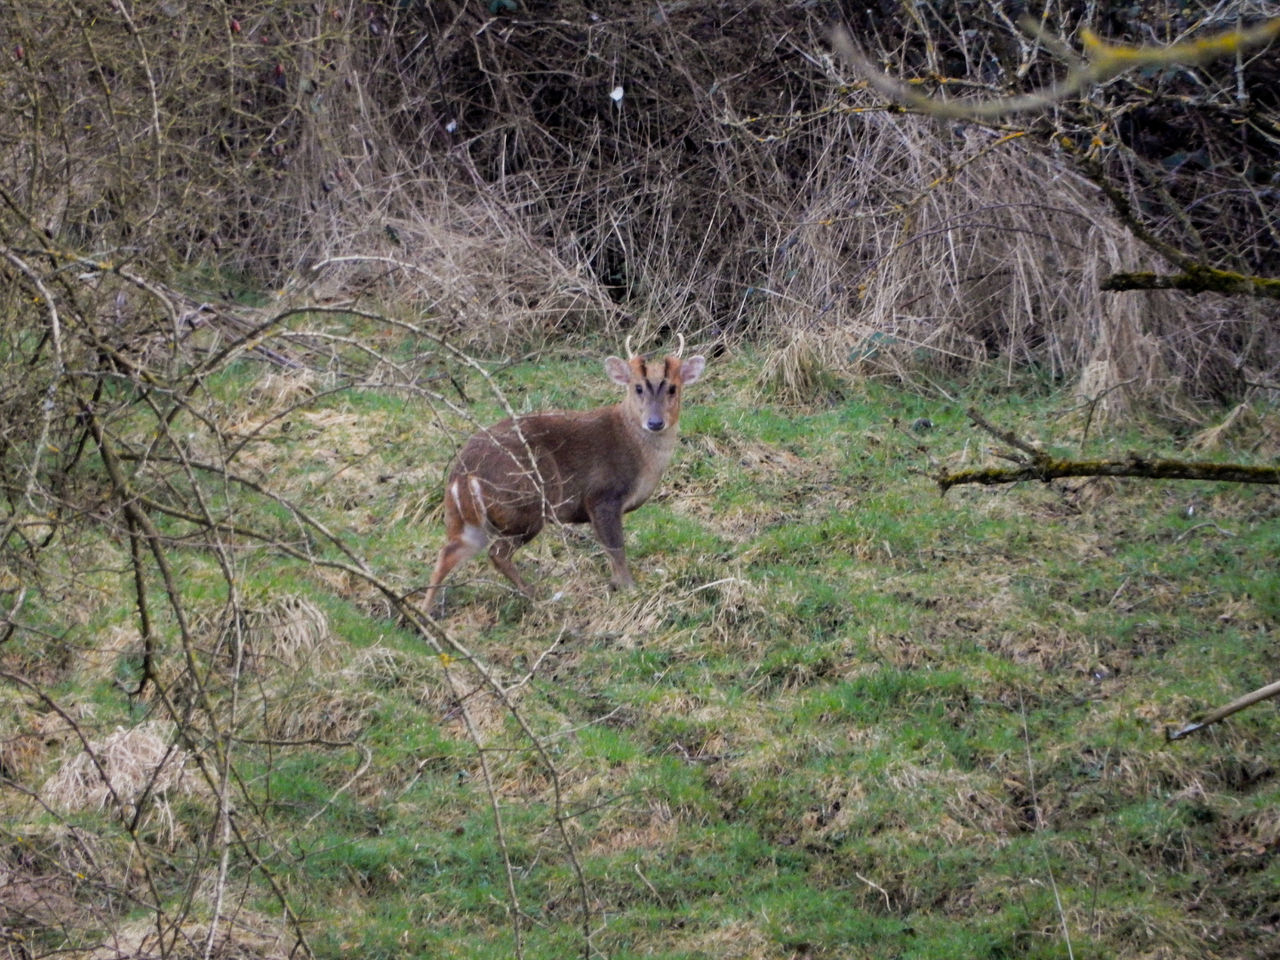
xmin=421 ymin=475 xmax=492 ymax=616
xmin=422 ymin=520 xmax=487 ymax=616
xmin=487 ymin=527 xmax=540 ymax=599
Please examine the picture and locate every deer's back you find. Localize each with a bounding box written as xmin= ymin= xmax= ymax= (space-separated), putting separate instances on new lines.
xmin=451 ymin=409 xmax=646 ymax=527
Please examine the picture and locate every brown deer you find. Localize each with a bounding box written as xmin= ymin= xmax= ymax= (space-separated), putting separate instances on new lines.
xmin=421 ymin=338 xmax=706 ymax=613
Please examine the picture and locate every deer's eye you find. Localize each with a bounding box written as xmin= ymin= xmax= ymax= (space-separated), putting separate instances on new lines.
xmin=635 ymin=384 xmax=643 ymax=395
xmin=668 ymin=384 xmax=677 ymax=396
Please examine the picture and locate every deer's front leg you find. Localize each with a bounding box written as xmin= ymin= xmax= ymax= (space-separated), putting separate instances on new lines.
xmin=586 ymin=496 xmax=636 ymax=590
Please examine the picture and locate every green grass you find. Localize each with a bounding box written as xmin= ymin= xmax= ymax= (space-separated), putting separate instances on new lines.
xmin=4 ymin=342 xmax=1279 ymax=960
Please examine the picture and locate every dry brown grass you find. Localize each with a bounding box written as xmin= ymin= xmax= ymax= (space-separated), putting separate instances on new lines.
xmin=345 ymin=643 xmax=443 ymax=696
xmin=757 ymin=324 xmax=850 ymax=408
xmin=262 ymin=681 xmax=378 ymax=744
xmin=748 ymin=107 xmax=1267 ymax=418
xmin=672 ymin=918 xmax=775 ymax=960
xmin=42 ymin=722 xmax=201 ymax=846
xmin=239 ymin=595 xmax=337 ymax=675
xmin=582 ymin=801 xmax=679 ymax=858
xmin=80 ymin=916 xmax=292 ymax=960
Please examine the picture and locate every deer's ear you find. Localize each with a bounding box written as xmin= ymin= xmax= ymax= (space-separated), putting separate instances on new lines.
xmin=604 ymin=356 xmax=632 ymax=386
xmin=680 ymin=355 xmax=706 ymax=385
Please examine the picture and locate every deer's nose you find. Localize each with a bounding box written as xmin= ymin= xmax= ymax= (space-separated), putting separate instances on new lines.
xmin=646 ymin=416 xmax=666 ymax=432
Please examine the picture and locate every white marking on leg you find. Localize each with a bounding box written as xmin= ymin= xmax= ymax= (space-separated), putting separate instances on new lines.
xmin=460 ymin=523 xmax=488 ymax=551
xmin=467 ymin=474 xmax=503 ymax=538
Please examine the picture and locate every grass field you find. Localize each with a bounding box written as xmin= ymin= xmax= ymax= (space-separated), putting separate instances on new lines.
xmin=3 ymin=343 xmax=1278 ymax=960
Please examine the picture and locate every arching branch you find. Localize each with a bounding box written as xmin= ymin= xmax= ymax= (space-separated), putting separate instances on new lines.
xmin=832 ymin=18 xmax=1280 ymax=120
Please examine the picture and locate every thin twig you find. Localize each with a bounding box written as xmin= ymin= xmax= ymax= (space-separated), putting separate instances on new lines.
xmin=1167 ymin=678 xmax=1280 ymax=740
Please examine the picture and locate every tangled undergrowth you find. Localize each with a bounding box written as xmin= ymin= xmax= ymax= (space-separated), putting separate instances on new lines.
xmin=3 ymin=1 xmax=1278 ymax=415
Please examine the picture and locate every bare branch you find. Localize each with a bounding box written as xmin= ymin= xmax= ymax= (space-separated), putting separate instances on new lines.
xmin=1167 ymin=678 xmax=1280 ymax=740
xmin=832 ymin=18 xmax=1280 ymax=120
xmin=939 ymin=454 xmax=1280 ymax=492
xmin=964 ymin=406 xmax=1042 ymax=459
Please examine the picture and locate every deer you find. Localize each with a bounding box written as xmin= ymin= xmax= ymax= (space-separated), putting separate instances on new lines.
xmin=421 ymin=337 xmax=706 ymax=614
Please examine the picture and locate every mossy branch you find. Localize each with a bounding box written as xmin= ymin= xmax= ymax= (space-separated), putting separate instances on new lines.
xmin=938 ymin=407 xmax=1280 ymax=492
xmin=939 ymin=455 xmax=1280 ymax=492
xmin=833 ymin=18 xmax=1280 ymax=120
xmin=1101 ymin=269 xmax=1280 ymax=300
xmin=1070 ymin=150 xmax=1280 ymax=300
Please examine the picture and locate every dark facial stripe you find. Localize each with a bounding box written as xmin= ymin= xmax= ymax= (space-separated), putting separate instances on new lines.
xmin=640 ymin=378 xmax=669 ymax=398
xmin=630 ymin=358 xmax=682 ymax=396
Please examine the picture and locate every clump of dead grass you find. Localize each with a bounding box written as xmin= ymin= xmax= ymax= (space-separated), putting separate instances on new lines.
xmin=262 ymin=682 xmax=378 ymax=744
xmin=1187 ymin=402 xmax=1262 ymax=453
xmin=82 ymin=915 xmax=292 ymax=960
xmin=344 ymin=643 xmax=453 ymax=713
xmin=42 ymin=722 xmax=200 ymax=843
xmin=756 ymin=325 xmax=849 ymax=408
xmin=346 ymin=642 xmax=435 ymax=689
xmin=693 ymin=573 xmax=767 ymax=639
xmin=239 ymin=595 xmax=337 ymax=675
xmin=172 ymin=595 xmax=341 ymax=699
xmin=312 ymin=208 xmax=622 ymax=356
xmin=582 ymin=801 xmax=679 ymax=858
xmin=670 ymin=918 xmax=773 ymax=960
xmin=243 ymin=367 xmax=323 ymax=418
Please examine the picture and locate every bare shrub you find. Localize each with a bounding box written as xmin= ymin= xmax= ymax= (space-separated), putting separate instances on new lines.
xmin=5 ymin=1 xmax=1276 ymax=410
xmin=0 ymin=825 xmax=118 ymax=936
xmin=313 ymin=204 xmax=623 ymax=354
xmin=377 ymin=2 xmax=1279 ymax=411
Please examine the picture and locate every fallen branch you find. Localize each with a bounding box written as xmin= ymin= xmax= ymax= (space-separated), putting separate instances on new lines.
xmin=939 ymin=455 xmax=1280 ymax=492
xmin=938 ymin=408 xmax=1280 ymax=492
xmin=1101 ymin=269 xmax=1280 ymax=300
xmin=1166 ymin=678 xmax=1280 ymax=741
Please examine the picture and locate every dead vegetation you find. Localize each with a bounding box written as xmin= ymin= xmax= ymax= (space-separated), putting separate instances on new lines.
xmin=4 ymin=2 xmax=1277 ymax=416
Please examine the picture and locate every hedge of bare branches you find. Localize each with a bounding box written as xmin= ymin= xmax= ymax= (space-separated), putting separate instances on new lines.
xmin=5 ymin=2 xmax=1278 ymax=400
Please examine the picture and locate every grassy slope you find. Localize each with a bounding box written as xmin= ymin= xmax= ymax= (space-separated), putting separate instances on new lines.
xmin=5 ymin=347 xmax=1279 ymax=960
